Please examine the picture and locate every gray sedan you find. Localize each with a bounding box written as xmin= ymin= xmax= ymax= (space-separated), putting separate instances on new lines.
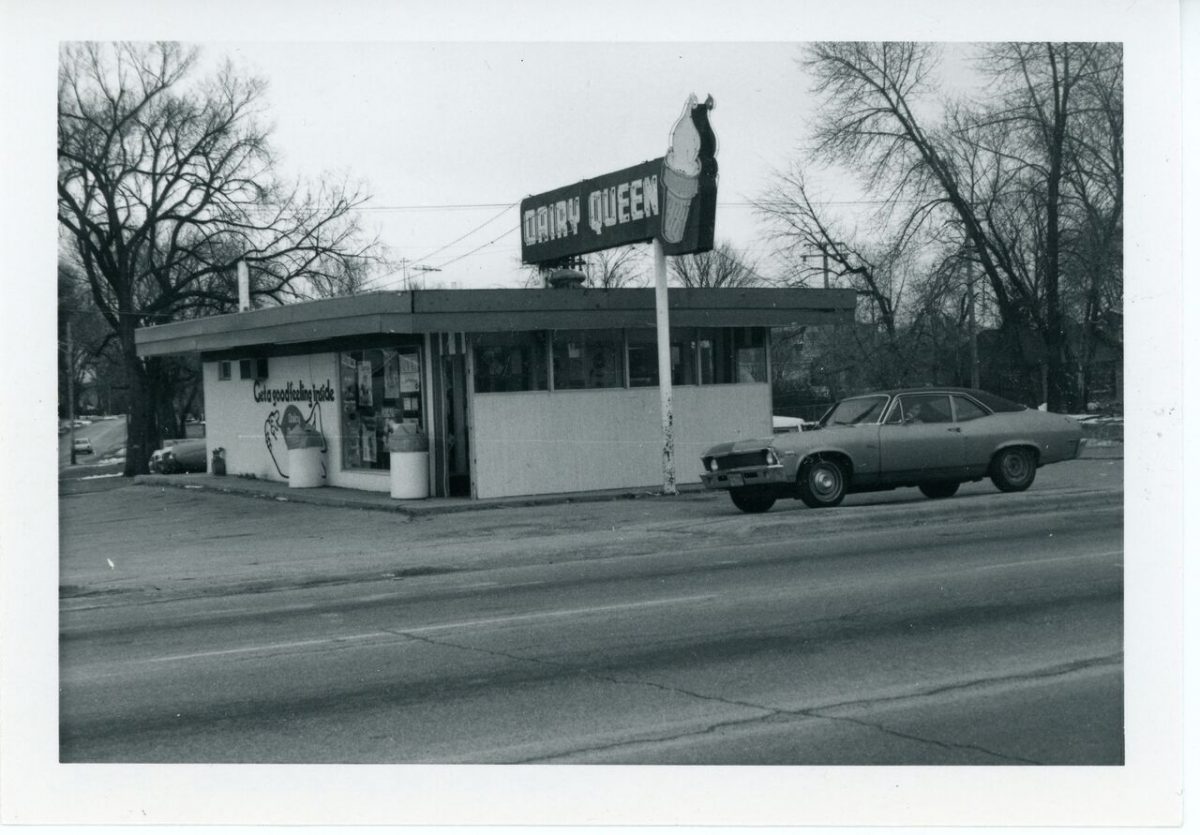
xmin=701 ymin=388 xmax=1083 ymax=513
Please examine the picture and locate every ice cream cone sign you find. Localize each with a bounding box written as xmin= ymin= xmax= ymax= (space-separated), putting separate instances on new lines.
xmin=659 ymin=94 xmax=718 ymax=252
xmin=518 ymin=95 xmax=716 ymax=264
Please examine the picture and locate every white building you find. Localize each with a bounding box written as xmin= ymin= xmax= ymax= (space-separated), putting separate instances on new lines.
xmin=135 ymin=287 xmax=855 ymax=499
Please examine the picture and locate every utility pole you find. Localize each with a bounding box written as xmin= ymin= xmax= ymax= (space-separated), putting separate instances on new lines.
xmin=801 ymin=244 xmax=846 ymax=289
xmin=67 ymin=319 xmax=77 ymax=465
xmin=401 ymin=260 xmax=442 ymax=290
xmin=967 ymin=264 xmax=980 ymax=389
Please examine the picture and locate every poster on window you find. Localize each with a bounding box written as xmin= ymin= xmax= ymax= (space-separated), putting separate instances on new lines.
xmin=357 ymin=361 xmax=374 ymax=407
xmin=341 ymin=354 xmax=359 ymax=406
xmin=384 ymin=352 xmax=400 ymax=400
xmin=361 ymin=425 xmax=377 ymax=464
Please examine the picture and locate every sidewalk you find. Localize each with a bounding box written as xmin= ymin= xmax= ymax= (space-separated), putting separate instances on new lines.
xmin=133 ymin=437 xmax=1120 ymax=517
xmin=133 ymin=472 xmax=706 ymax=516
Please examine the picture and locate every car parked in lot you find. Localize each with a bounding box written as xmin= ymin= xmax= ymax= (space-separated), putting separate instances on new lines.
xmin=148 ymin=439 xmax=207 ymax=474
xmin=701 ymin=387 xmax=1083 ymax=513
xmin=72 ymin=437 xmax=94 ymax=455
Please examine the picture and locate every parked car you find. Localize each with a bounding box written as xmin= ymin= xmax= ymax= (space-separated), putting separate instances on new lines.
xmin=72 ymin=437 xmax=94 ymax=455
xmin=701 ymin=387 xmax=1083 ymax=514
xmin=148 ymin=439 xmax=207 ymax=474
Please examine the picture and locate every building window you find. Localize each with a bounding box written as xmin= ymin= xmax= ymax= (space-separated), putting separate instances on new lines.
xmin=218 ymin=361 xmax=232 ymax=381
xmin=339 ymin=347 xmax=422 ymax=471
xmin=699 ymin=327 xmax=767 ymax=384
xmin=552 ymin=329 xmax=625 ymax=390
xmin=473 ymin=332 xmax=549 ymax=393
xmin=626 ymin=328 xmax=698 ymax=387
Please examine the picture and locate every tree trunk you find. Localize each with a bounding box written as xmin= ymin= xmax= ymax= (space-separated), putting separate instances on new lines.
xmin=119 ymin=322 xmax=160 ymax=477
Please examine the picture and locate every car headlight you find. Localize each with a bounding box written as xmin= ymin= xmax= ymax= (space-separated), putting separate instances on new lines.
xmin=765 ymin=449 xmax=779 ymax=466
xmin=706 ymin=458 xmax=720 ymax=472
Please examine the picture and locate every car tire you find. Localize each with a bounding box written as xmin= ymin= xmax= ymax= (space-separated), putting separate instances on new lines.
xmin=919 ymin=481 xmax=960 ymax=499
xmin=990 ymin=447 xmax=1037 ymax=492
xmin=797 ymin=457 xmax=847 ymax=508
xmin=729 ymin=486 xmax=777 ymax=514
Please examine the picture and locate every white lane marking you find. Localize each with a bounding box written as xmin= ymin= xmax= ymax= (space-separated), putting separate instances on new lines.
xmin=968 ymin=550 xmax=1123 ymax=573
xmin=398 ymin=594 xmax=718 ymax=635
xmin=142 ymin=631 xmax=397 ymax=664
xmin=85 ymin=594 xmax=718 ymax=671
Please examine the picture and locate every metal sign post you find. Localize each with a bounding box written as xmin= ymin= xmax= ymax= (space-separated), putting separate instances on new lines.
xmin=518 ymin=94 xmax=716 ymax=497
xmin=653 ymin=238 xmax=675 ymax=494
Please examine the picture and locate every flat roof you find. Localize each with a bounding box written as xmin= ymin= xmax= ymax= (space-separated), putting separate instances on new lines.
xmin=135 ymin=287 xmax=857 ymax=357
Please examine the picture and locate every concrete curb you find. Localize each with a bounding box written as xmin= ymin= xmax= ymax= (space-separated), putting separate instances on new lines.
xmin=132 ymin=473 xmax=707 ymax=517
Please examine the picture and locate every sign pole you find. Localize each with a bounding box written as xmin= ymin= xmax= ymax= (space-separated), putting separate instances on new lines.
xmin=654 ymin=237 xmax=676 ymax=495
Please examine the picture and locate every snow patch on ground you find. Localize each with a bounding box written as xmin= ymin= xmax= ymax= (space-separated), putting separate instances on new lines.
xmin=79 ymin=473 xmax=123 ymax=480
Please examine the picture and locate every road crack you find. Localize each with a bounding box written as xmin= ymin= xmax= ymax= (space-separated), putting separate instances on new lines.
xmin=380 ymin=626 xmax=1112 ymax=764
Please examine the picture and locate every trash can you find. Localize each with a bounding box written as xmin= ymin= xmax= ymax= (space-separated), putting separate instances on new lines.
xmin=389 ymin=425 xmax=429 ymax=500
xmin=288 ymin=430 xmax=324 ymax=488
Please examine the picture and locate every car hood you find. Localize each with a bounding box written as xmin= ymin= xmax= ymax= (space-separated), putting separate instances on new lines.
xmin=702 ymin=436 xmax=777 ymax=457
xmin=703 ymin=425 xmax=870 ymax=458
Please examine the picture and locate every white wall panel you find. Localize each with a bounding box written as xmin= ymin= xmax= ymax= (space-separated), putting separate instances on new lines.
xmin=471 ymin=384 xmax=771 ymax=499
xmin=203 ymin=354 xmax=341 ymax=486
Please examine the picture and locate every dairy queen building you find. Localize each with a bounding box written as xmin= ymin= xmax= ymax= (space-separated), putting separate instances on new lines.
xmin=133 ymin=96 xmax=856 ymax=501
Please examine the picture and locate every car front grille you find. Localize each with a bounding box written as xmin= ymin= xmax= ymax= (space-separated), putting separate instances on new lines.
xmin=715 ymin=451 xmax=771 ymax=470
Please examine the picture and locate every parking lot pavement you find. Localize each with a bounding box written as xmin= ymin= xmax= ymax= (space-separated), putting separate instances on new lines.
xmin=59 ymin=457 xmax=1122 ymax=605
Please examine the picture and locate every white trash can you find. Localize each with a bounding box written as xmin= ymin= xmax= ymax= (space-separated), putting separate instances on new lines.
xmin=288 ymin=446 xmax=323 ymax=488
xmin=389 ymin=451 xmax=430 ymax=499
xmin=388 ymin=424 xmax=430 ymax=500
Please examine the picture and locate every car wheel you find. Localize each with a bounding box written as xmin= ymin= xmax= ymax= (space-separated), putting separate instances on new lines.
xmin=729 ymin=486 xmax=777 ymax=514
xmin=919 ymin=481 xmax=960 ymax=499
xmin=797 ymin=457 xmax=847 ymax=508
xmin=990 ymin=447 xmax=1037 ymax=492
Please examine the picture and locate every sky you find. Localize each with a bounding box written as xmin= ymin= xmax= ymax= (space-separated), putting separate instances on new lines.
xmin=214 ymin=41 xmax=830 ymax=290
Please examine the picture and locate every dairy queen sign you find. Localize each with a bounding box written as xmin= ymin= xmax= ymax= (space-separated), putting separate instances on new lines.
xmin=520 ymin=94 xmax=718 ymax=264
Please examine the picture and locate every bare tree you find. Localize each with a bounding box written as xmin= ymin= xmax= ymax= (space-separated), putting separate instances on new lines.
xmin=669 ymin=241 xmax=761 ymax=288
xmin=584 ymin=246 xmax=646 ymax=288
xmin=58 ymin=42 xmax=379 ymax=473
xmin=791 ymin=41 xmax=1121 ymax=409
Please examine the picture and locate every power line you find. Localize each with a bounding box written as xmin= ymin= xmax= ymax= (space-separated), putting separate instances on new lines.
xmin=432 ymin=223 xmax=522 ymax=270
xmin=412 ymin=201 xmax=518 ymax=263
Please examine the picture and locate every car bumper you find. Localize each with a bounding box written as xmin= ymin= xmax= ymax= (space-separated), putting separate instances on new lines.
xmin=700 ymin=466 xmax=788 ymax=491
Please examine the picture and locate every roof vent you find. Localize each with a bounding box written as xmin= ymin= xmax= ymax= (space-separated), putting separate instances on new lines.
xmin=547 ymin=268 xmax=586 ymax=289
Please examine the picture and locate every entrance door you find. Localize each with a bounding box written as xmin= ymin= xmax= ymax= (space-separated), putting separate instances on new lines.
xmin=434 ymin=336 xmax=472 ymax=498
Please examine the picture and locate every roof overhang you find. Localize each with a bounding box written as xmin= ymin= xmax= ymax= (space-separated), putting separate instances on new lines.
xmin=135 ymin=288 xmax=857 ymax=358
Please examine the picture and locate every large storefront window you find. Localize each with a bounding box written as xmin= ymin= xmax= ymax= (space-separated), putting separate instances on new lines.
xmin=552 ymin=329 xmax=624 ymax=390
xmin=339 ymin=347 xmax=421 ymax=470
xmin=699 ymin=327 xmax=767 ymax=384
xmin=627 ymin=328 xmax=698 ymax=387
xmin=469 ymin=327 xmax=767 ymax=394
xmin=474 ymin=332 xmax=549 ymax=393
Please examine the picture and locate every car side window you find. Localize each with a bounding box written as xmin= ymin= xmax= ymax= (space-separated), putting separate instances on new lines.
xmin=952 ymin=395 xmax=989 ymax=422
xmin=884 ymin=399 xmax=904 ymax=424
xmin=899 ymin=394 xmax=953 ymax=424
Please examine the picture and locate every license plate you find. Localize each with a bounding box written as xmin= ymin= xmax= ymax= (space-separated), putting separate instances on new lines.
xmin=725 ymin=473 xmax=745 ymax=487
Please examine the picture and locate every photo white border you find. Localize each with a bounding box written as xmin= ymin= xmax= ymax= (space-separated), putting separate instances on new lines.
xmin=1 ymin=0 xmax=1185 ymax=827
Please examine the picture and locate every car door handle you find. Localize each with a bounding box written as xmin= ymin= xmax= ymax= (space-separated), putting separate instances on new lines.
xmin=948 ymin=427 xmax=962 ymax=433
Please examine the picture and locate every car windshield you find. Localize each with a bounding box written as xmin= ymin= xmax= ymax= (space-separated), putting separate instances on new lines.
xmin=821 ymin=396 xmax=888 ymax=426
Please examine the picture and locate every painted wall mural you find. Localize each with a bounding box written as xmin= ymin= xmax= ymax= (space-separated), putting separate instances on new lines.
xmin=254 ymin=379 xmax=334 ymax=479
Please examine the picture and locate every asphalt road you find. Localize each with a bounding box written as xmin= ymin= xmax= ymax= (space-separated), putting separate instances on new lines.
xmin=59 ymin=459 xmax=1123 ymax=764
